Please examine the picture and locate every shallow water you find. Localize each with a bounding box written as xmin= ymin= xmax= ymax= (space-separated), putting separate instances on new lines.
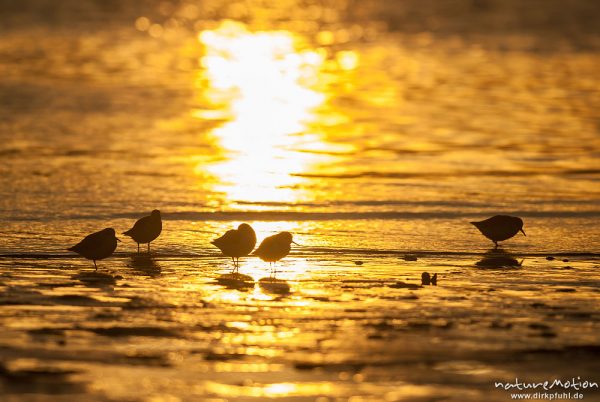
xmin=1 ymin=252 xmax=599 ymax=401
xmin=1 ymin=0 xmax=600 ymax=400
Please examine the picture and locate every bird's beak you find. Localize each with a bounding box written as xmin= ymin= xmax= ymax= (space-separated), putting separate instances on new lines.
xmin=116 ymin=237 xmax=122 ymax=242
xmin=292 ymin=241 xmax=300 ymax=246
xmin=520 ymin=229 xmax=526 ymax=236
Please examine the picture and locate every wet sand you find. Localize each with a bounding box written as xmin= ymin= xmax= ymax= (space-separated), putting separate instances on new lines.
xmin=1 ymin=250 xmax=599 ymax=401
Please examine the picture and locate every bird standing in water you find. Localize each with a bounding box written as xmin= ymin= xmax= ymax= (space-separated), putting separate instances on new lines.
xmin=471 ymin=215 xmax=526 ymax=247
xmin=123 ymin=210 xmax=162 ymax=253
xmin=211 ymin=223 xmax=257 ymax=272
xmin=68 ymin=228 xmax=120 ymax=269
xmin=253 ymin=231 xmax=298 ymax=277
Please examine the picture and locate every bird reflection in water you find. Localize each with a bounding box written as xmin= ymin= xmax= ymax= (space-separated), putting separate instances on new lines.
xmin=128 ymin=254 xmax=161 ymax=277
xmin=476 ymin=248 xmax=523 ymax=269
xmin=72 ymin=271 xmax=118 ymax=288
xmin=258 ymin=277 xmax=291 ymax=295
xmin=216 ymin=272 xmax=255 ymax=290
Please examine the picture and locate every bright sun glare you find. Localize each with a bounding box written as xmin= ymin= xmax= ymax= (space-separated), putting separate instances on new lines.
xmin=194 ymin=20 xmax=329 ymax=206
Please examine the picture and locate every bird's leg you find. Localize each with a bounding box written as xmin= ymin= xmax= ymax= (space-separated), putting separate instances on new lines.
xmin=147 ymin=242 xmax=151 ymax=254
xmin=137 ymin=243 xmax=140 ymax=253
xmin=231 ymin=257 xmax=236 ymax=273
xmin=494 ymin=241 xmax=498 ymax=249
xmin=235 ymin=258 xmax=239 ymax=273
xmin=94 ymin=260 xmax=97 ymax=271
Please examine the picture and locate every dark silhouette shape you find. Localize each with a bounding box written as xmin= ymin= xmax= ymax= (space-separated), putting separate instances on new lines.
xmin=216 ymin=272 xmax=254 ymax=290
xmin=471 ymin=215 xmax=526 ymax=247
xmin=129 ymin=254 xmax=161 ymax=276
xmin=389 ymin=281 xmax=420 ymax=289
xmin=253 ymin=231 xmax=298 ymax=277
xmin=68 ymin=228 xmax=120 ymax=269
xmin=72 ymin=271 xmax=117 ymax=288
xmin=211 ymin=223 xmax=256 ymax=272
xmin=421 ymin=272 xmax=438 ymax=286
xmin=476 ymin=248 xmax=523 ymax=269
xmin=123 ymin=210 xmax=162 ymax=253
xmin=258 ymin=277 xmax=290 ymax=295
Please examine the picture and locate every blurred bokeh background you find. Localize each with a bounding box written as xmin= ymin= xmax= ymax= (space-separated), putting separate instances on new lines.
xmin=1 ymin=0 xmax=599 ymax=252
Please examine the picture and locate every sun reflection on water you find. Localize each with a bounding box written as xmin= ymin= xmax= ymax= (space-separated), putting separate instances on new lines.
xmin=194 ymin=20 xmax=332 ymax=207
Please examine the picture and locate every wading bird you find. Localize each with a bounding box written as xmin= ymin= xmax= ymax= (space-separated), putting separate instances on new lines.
xmin=211 ymin=223 xmax=257 ymax=272
xmin=471 ymin=215 xmax=526 ymax=247
xmin=68 ymin=228 xmax=120 ymax=269
xmin=253 ymin=231 xmax=298 ymax=277
xmin=123 ymin=210 xmax=162 ymax=253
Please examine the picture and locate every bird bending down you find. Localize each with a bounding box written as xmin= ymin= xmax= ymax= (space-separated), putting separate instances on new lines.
xmin=253 ymin=231 xmax=298 ymax=277
xmin=68 ymin=228 xmax=120 ymax=269
xmin=471 ymin=215 xmax=526 ymax=247
xmin=123 ymin=210 xmax=162 ymax=253
xmin=211 ymin=223 xmax=257 ymax=272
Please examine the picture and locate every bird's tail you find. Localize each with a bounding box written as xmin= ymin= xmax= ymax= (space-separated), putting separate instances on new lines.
xmin=122 ymin=230 xmax=132 ymax=236
xmin=67 ymin=246 xmax=76 ymax=252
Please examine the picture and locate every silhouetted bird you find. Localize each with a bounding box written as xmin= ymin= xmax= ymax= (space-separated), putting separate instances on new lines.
xmin=253 ymin=231 xmax=298 ymax=276
xmin=123 ymin=210 xmax=162 ymax=253
xmin=471 ymin=215 xmax=526 ymax=247
xmin=211 ymin=223 xmax=257 ymax=272
xmin=68 ymin=228 xmax=120 ymax=269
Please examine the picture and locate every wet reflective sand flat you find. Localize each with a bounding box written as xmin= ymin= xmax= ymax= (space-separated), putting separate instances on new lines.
xmin=1 ymin=251 xmax=599 ymax=401
xmin=1 ymin=0 xmax=600 ymax=400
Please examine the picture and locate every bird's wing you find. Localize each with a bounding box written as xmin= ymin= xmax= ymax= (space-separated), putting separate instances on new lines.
xmin=124 ymin=215 xmax=151 ymax=236
xmin=253 ymin=235 xmax=275 ymax=254
xmin=70 ymin=230 xmax=104 ymax=251
xmin=212 ymin=229 xmax=239 ymax=247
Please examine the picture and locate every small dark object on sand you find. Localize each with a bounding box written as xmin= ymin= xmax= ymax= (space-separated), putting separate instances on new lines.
xmin=546 ymin=256 xmax=555 ymax=261
xmin=562 ymin=259 xmax=569 ymax=262
xmin=403 ymin=255 xmax=418 ymax=261
xmin=354 ymin=261 xmax=363 ymax=265
xmin=421 ymin=272 xmax=437 ymax=286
